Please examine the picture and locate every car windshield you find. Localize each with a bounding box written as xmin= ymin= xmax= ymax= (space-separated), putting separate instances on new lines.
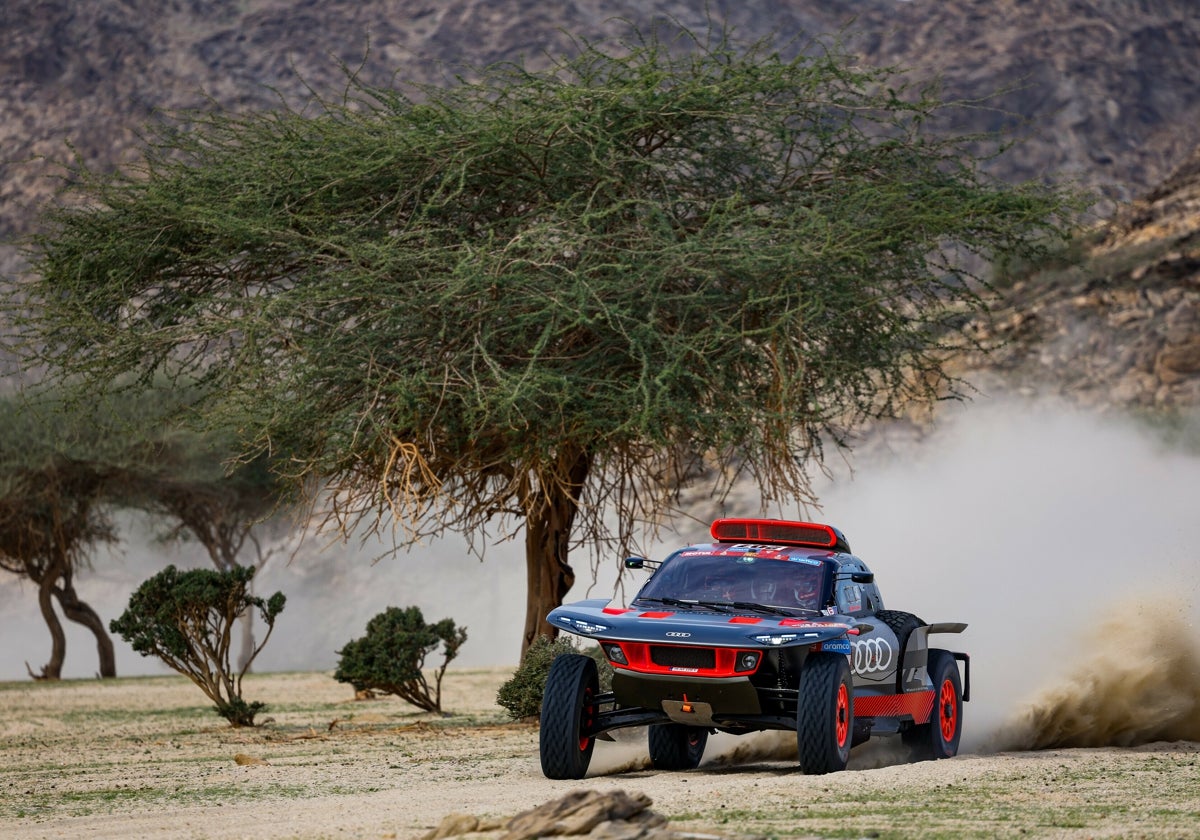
xmin=634 ymin=550 xmax=828 ymax=613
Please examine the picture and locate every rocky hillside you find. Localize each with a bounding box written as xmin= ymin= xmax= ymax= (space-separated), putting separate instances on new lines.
xmin=4 ymin=0 xmax=1200 ymax=237
xmin=953 ymin=146 xmax=1200 ymax=413
xmin=4 ymin=0 xmax=1200 ymax=409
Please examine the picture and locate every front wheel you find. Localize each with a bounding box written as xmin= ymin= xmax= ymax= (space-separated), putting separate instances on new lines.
xmin=648 ymin=724 xmax=708 ymax=770
xmin=539 ymin=654 xmax=599 ymax=779
xmin=796 ymin=652 xmax=854 ymax=774
xmin=902 ymin=649 xmax=962 ymax=761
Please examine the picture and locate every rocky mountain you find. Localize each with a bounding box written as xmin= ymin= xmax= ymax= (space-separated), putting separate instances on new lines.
xmin=952 ymin=145 xmax=1200 ymax=413
xmin=3 ymin=0 xmax=1200 ymax=409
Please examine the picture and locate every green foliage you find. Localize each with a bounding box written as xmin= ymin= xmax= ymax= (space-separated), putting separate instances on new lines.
xmin=110 ymin=564 xmax=286 ymax=726
xmin=334 ymin=606 xmax=467 ymax=713
xmin=495 ymin=635 xmax=613 ymax=720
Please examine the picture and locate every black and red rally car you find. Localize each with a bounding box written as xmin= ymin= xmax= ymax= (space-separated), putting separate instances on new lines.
xmin=538 ymin=518 xmax=969 ymax=778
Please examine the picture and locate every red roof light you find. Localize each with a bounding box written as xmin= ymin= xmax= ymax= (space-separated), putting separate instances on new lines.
xmin=710 ymin=518 xmax=841 ymax=549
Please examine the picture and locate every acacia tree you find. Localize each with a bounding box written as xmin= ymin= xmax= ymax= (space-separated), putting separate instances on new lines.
xmin=0 ymin=388 xmax=290 ymax=678
xmin=17 ymin=29 xmax=1076 ymax=655
xmin=125 ymin=427 xmax=289 ymax=671
xmin=0 ymin=453 xmax=116 ymax=679
xmin=0 ymin=393 xmax=123 ymax=679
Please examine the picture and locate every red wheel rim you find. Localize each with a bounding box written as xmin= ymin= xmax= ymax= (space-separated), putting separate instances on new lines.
xmin=835 ymin=683 xmax=850 ymax=748
xmin=579 ymin=686 xmax=595 ymax=752
xmin=938 ymin=678 xmax=958 ymax=742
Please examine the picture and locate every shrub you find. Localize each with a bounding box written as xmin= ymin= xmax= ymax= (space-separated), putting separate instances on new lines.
xmin=496 ymin=635 xmax=614 ymax=720
xmin=334 ymin=606 xmax=467 ymax=713
xmin=110 ymin=564 xmax=285 ymax=726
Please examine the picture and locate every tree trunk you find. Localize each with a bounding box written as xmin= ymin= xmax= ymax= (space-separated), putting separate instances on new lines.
xmin=54 ymin=568 xmax=117 ymax=678
xmin=237 ymin=610 xmax=256 ymax=673
xmin=34 ymin=564 xmax=66 ymax=680
xmin=521 ymin=446 xmax=592 ymax=658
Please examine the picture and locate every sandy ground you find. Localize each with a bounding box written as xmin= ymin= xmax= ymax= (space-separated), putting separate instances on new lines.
xmin=2 ymin=668 xmax=1198 ymax=840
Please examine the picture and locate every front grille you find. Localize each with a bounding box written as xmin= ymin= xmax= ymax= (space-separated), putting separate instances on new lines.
xmin=650 ymin=645 xmax=716 ymax=669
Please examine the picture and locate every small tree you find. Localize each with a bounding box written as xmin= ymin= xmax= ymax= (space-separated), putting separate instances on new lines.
xmin=496 ymin=635 xmax=613 ymax=721
xmin=110 ymin=564 xmax=285 ymax=726
xmin=0 ymin=392 xmax=124 ymax=679
xmin=334 ymin=606 xmax=467 ymax=714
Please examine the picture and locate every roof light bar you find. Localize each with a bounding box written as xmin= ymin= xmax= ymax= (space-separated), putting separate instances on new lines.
xmin=710 ymin=518 xmax=843 ymax=550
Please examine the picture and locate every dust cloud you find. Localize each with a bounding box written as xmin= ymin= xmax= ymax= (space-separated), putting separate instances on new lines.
xmin=988 ymin=603 xmax=1200 ymax=750
xmin=2 ymin=395 xmax=1199 ymax=760
xmin=811 ymin=396 xmax=1200 ymax=753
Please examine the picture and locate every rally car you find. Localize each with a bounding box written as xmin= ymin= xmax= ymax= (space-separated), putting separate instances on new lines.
xmin=539 ymin=518 xmax=969 ymax=778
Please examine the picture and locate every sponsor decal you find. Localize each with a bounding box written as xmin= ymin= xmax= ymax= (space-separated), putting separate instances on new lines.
xmin=818 ymin=639 xmax=852 ymax=655
xmin=670 ymin=667 xmax=700 ymax=673
xmin=852 ymin=637 xmax=894 ymax=674
xmin=665 ymin=631 xmax=692 ymax=638
xmin=779 ymin=619 xmax=853 ymax=630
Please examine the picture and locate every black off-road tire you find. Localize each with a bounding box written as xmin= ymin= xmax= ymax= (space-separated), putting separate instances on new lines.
xmin=875 ymin=609 xmax=926 ymax=692
xmin=902 ymin=649 xmax=963 ymax=761
xmin=539 ymin=653 xmax=599 ymax=779
xmin=648 ymin=724 xmax=708 ymax=770
xmin=796 ymin=652 xmax=854 ymax=774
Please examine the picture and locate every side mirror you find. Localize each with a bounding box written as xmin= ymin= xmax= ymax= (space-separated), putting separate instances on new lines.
xmin=624 ymin=556 xmax=646 ymax=570
xmin=851 ymin=572 xmax=874 ymax=584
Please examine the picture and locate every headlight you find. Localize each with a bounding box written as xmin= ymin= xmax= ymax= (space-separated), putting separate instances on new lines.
xmin=751 ymin=633 xmax=798 ymax=646
xmin=604 ymin=644 xmax=628 ymax=665
xmin=735 ymin=651 xmax=761 ymax=672
xmin=555 ymin=615 xmax=610 ymax=635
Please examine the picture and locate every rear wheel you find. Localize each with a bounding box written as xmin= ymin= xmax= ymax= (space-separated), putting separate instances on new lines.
xmin=902 ymin=649 xmax=962 ymax=761
xmin=796 ymin=652 xmax=854 ymax=774
xmin=539 ymin=654 xmax=598 ymax=779
xmin=648 ymin=724 xmax=708 ymax=770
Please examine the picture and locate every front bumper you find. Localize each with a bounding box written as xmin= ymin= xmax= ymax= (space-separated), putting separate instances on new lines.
xmin=611 ymin=670 xmax=763 ymax=719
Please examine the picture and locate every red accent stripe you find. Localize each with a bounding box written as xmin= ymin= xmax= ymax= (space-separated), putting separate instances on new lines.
xmin=602 ymin=607 xmax=633 ymax=615
xmin=638 ymin=611 xmax=674 ymax=619
xmin=728 ymin=616 xmax=762 ymax=625
xmin=853 ymin=690 xmax=936 ymax=723
xmin=609 ymin=643 xmax=762 ymax=677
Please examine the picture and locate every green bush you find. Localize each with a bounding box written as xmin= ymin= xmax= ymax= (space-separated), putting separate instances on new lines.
xmin=334 ymin=606 xmax=467 ymax=713
xmin=110 ymin=564 xmax=285 ymax=727
xmin=496 ymin=635 xmax=614 ymax=720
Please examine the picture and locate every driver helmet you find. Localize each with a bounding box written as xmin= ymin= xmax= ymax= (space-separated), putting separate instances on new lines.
xmin=791 ymin=570 xmax=821 ymax=607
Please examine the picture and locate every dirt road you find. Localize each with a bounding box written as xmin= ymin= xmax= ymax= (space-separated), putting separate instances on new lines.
xmin=2 ymin=670 xmax=1197 ymax=839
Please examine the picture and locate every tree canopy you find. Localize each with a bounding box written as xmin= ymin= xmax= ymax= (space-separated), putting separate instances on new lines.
xmin=15 ymin=27 xmax=1077 ymax=652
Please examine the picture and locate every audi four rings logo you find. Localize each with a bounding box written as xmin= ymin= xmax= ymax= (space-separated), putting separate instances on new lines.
xmin=852 ymin=638 xmax=894 ymax=673
xmin=665 ymin=631 xmax=692 ymax=638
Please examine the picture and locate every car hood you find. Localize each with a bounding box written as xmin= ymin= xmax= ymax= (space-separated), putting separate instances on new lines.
xmin=548 ymin=598 xmax=861 ymax=648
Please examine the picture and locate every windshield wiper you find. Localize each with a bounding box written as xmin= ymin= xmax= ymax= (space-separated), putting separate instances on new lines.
xmin=635 ymin=597 xmax=699 ymax=609
xmin=635 ymin=597 xmax=735 ymax=613
xmin=727 ymin=601 xmax=795 ymax=617
xmin=636 ymin=597 xmax=802 ymax=617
